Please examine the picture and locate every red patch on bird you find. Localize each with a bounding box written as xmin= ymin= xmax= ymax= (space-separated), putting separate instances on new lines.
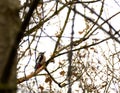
xmin=35 ymin=63 xmax=42 ymax=70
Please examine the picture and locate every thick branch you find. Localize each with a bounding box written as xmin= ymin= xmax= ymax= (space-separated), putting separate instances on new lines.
xmin=17 ymin=64 xmax=46 ymax=84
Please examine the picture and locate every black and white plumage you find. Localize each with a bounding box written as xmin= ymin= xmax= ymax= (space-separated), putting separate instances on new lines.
xmin=35 ymin=52 xmax=46 ymax=70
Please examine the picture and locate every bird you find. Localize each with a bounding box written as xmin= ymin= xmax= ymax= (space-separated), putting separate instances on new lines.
xmin=34 ymin=52 xmax=46 ymax=70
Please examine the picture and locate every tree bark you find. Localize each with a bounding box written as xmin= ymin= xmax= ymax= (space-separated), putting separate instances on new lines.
xmin=0 ymin=0 xmax=20 ymax=92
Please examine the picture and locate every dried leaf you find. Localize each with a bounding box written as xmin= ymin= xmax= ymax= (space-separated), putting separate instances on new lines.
xmin=92 ymin=38 xmax=99 ymax=41
xmin=60 ymin=71 xmax=65 ymax=76
xmin=78 ymin=31 xmax=84 ymax=34
xmin=72 ymin=72 xmax=77 ymax=76
xmin=90 ymin=47 xmax=94 ymax=50
xmin=55 ymin=32 xmax=60 ymax=37
xmin=39 ymin=85 xmax=44 ymax=91
xmin=45 ymin=77 xmax=52 ymax=83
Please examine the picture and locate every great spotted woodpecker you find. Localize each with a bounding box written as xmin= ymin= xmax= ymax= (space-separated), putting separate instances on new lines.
xmin=35 ymin=52 xmax=46 ymax=70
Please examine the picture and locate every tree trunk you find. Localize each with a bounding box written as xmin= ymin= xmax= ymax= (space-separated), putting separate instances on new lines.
xmin=0 ymin=0 xmax=20 ymax=93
